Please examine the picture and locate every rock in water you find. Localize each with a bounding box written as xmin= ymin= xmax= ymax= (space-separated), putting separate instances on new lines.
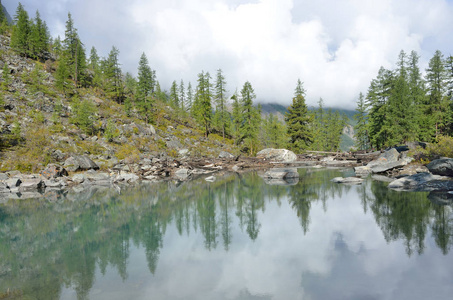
xmin=263 ymin=168 xmax=299 ymax=179
xmin=331 ymin=177 xmax=364 ymax=184
xmin=427 ymin=158 xmax=453 ymax=177
xmin=256 ymin=148 xmax=297 ymax=162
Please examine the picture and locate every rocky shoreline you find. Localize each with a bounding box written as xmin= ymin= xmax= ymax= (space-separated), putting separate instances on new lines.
xmin=1 ymin=147 xmax=453 ymax=201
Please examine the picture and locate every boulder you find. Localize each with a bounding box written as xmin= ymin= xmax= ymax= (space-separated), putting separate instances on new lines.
xmin=40 ymin=164 xmax=68 ymax=179
xmin=219 ymin=151 xmax=235 ymax=159
xmin=388 ymin=173 xmax=453 ymax=191
xmin=354 ymin=166 xmax=372 ymax=176
xmin=367 ymin=148 xmax=400 ymax=168
xmin=175 ymin=168 xmax=190 ymax=180
xmin=115 ymin=172 xmax=139 ymax=183
xmin=331 ymin=177 xmax=364 ymax=185
xmin=256 ymin=148 xmax=297 ymax=162
xmin=205 ymin=176 xmax=216 ymax=182
xmin=5 ymin=178 xmax=21 ymax=188
xmin=370 ymin=160 xmax=408 ymax=174
xmin=427 ymin=158 xmax=453 ymax=177
xmin=0 ymin=173 xmax=8 ymax=181
xmin=179 ymin=149 xmax=189 ymax=156
xmin=19 ymin=179 xmax=44 ymax=192
xmin=64 ymin=155 xmax=100 ymax=172
xmin=0 ymin=182 xmax=9 ymax=193
xmin=263 ymin=168 xmax=299 ymax=179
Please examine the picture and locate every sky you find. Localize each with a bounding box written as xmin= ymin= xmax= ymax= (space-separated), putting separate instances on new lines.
xmin=3 ymin=0 xmax=453 ymax=109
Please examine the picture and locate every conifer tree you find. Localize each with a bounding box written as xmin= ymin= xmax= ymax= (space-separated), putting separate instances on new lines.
xmin=170 ymin=80 xmax=179 ymax=108
xmin=10 ymin=3 xmax=30 ymax=56
xmin=231 ymin=90 xmax=241 ymax=145
xmin=408 ymin=51 xmax=429 ymax=141
xmin=366 ymin=67 xmax=393 ymax=149
xmin=103 ymin=46 xmax=123 ymax=103
xmin=353 ymin=93 xmax=369 ymax=150
xmin=311 ymin=98 xmax=327 ymax=151
xmin=240 ymin=81 xmax=260 ymax=154
xmin=285 ymin=80 xmax=313 ymax=152
xmin=263 ymin=114 xmax=287 ymax=148
xmin=136 ymin=52 xmax=154 ymax=122
xmin=186 ymin=82 xmax=193 ymax=112
xmin=215 ymin=69 xmax=228 ymax=140
xmin=29 ymin=10 xmax=49 ymax=59
xmin=425 ymin=50 xmax=449 ymax=139
xmin=193 ymin=71 xmax=212 ymax=137
xmin=179 ymin=80 xmax=185 ymax=111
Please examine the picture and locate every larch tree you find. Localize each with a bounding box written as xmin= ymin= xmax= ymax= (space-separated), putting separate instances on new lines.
xmin=10 ymin=2 xmax=30 ymax=56
xmin=137 ymin=52 xmax=154 ymax=122
xmin=425 ymin=50 xmax=449 ymax=140
xmin=214 ymin=69 xmax=228 ymax=140
xmin=240 ymin=81 xmax=261 ymax=155
xmin=285 ymin=79 xmax=313 ymax=153
xmin=353 ymin=92 xmax=369 ymax=151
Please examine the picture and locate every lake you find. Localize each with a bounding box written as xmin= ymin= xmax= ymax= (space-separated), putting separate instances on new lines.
xmin=1 ymin=168 xmax=453 ymax=300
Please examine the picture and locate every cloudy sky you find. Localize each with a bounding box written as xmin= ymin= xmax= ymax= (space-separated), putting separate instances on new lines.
xmin=3 ymin=0 xmax=453 ymax=109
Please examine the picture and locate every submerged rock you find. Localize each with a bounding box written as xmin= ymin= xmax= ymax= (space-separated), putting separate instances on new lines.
xmin=331 ymin=177 xmax=364 ymax=185
xmin=263 ymin=168 xmax=299 ymax=179
xmin=388 ymin=173 xmax=453 ymax=191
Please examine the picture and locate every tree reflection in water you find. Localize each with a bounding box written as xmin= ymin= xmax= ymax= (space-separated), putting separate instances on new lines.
xmin=1 ymin=169 xmax=453 ymax=299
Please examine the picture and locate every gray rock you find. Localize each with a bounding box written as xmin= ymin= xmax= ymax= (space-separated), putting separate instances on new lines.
xmin=371 ymin=160 xmax=408 ymax=173
xmin=175 ymin=168 xmax=190 ymax=180
xmin=19 ymin=179 xmax=44 ymax=192
xmin=263 ymin=168 xmax=299 ymax=179
xmin=0 ymin=182 xmax=9 ymax=193
xmin=256 ymin=148 xmax=297 ymax=162
xmin=219 ymin=151 xmax=235 ymax=159
xmin=40 ymin=164 xmax=68 ymax=179
xmin=264 ymin=177 xmax=299 ymax=186
xmin=5 ymin=178 xmax=21 ymax=188
xmin=232 ymin=165 xmax=241 ymax=172
xmin=388 ymin=173 xmax=453 ymax=191
xmin=0 ymin=173 xmax=8 ymax=180
xmin=367 ymin=148 xmax=400 ymax=168
xmin=427 ymin=158 xmax=453 ymax=177
xmin=115 ymin=172 xmax=139 ymax=183
xmin=179 ymin=149 xmax=189 ymax=156
xmin=354 ymin=166 xmax=372 ymax=176
xmin=85 ymin=171 xmax=111 ymax=182
xmin=71 ymin=174 xmax=87 ymax=184
xmin=64 ymin=155 xmax=100 ymax=172
xmin=371 ymin=175 xmax=395 ymax=183
xmin=205 ymin=176 xmax=216 ymax=182
xmin=44 ymin=180 xmax=63 ymax=188
xmin=331 ymin=177 xmax=364 ymax=184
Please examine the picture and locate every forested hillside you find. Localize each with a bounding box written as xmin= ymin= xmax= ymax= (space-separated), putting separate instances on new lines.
xmin=1 ymin=3 xmax=452 ymax=175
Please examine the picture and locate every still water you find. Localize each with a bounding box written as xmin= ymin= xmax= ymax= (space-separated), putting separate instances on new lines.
xmin=1 ymin=168 xmax=453 ymax=300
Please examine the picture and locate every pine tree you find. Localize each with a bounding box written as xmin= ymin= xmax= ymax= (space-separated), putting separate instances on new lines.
xmin=353 ymin=93 xmax=369 ymax=150
xmin=186 ymin=82 xmax=193 ymax=111
xmin=285 ymin=80 xmax=313 ymax=152
xmin=263 ymin=114 xmax=287 ymax=148
xmin=425 ymin=50 xmax=449 ymax=139
xmin=408 ymin=51 xmax=429 ymax=141
xmin=215 ymin=69 xmax=228 ymax=140
xmin=240 ymin=81 xmax=260 ymax=155
xmin=10 ymin=3 xmax=30 ymax=56
xmin=103 ymin=46 xmax=123 ymax=103
xmin=136 ymin=52 xmax=154 ymax=122
xmin=311 ymin=98 xmax=327 ymax=151
xmin=170 ymin=80 xmax=179 ymax=108
xmin=366 ymin=67 xmax=394 ymax=149
xmin=231 ymin=90 xmax=241 ymax=145
xmin=192 ymin=71 xmax=213 ymax=137
xmin=29 ymin=10 xmax=49 ymax=59
xmin=179 ymin=80 xmax=185 ymax=111
xmin=387 ymin=50 xmax=416 ymax=145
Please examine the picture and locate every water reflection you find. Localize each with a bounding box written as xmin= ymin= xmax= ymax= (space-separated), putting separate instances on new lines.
xmin=0 ymin=169 xmax=453 ymax=299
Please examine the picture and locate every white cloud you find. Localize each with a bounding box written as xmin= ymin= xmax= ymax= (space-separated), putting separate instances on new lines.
xmin=3 ymin=0 xmax=453 ymax=109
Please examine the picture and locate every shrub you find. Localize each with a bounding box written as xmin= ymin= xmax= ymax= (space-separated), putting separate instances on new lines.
xmin=426 ymin=135 xmax=453 ymax=158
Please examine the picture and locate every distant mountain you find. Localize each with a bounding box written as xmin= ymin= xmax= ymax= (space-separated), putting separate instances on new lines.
xmin=259 ymin=102 xmax=357 ymax=151
xmin=0 ymin=1 xmax=12 ymax=24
